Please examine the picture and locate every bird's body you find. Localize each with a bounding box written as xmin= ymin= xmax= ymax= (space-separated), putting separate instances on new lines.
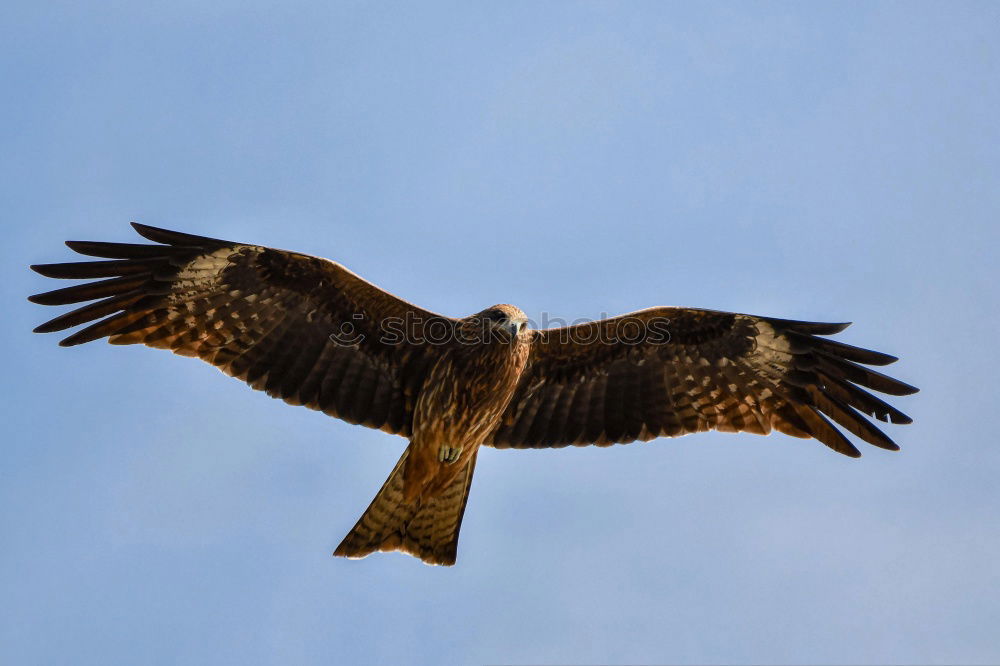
xmin=30 ymin=224 xmax=918 ymax=565
xmin=406 ymin=311 xmax=530 ymax=501
xmin=337 ymin=311 xmax=531 ymax=563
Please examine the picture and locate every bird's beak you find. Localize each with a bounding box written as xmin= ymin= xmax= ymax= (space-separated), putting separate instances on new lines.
xmin=503 ymin=320 xmax=522 ymax=338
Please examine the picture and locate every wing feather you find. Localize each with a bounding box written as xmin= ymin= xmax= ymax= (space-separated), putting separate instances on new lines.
xmin=30 ymin=223 xmax=449 ymax=437
xmin=489 ymin=308 xmax=916 ymax=457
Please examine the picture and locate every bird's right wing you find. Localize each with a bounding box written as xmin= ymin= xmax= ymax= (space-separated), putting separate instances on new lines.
xmin=30 ymin=223 xmax=451 ymax=436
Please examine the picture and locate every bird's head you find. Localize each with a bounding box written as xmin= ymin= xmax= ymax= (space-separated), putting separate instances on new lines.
xmin=468 ymin=304 xmax=529 ymax=343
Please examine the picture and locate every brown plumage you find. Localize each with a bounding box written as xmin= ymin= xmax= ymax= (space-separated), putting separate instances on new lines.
xmin=29 ymin=224 xmax=918 ymax=565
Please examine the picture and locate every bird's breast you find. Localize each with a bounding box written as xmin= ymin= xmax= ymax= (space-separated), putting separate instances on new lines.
xmin=412 ymin=342 xmax=529 ymax=445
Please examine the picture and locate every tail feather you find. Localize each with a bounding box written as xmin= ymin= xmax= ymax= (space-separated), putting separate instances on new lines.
xmin=334 ymin=448 xmax=478 ymax=566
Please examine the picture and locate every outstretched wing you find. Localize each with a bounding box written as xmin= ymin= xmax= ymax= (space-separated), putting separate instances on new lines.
xmin=30 ymin=223 xmax=451 ymax=436
xmin=489 ymin=308 xmax=917 ymax=457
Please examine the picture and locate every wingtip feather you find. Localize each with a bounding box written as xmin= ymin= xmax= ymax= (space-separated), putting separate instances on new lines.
xmin=130 ymin=222 xmax=232 ymax=247
xmin=887 ymin=379 xmax=919 ymax=396
xmin=129 ymin=221 xmax=166 ymax=240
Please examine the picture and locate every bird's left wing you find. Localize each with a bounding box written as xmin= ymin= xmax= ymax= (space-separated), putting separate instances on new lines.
xmin=30 ymin=223 xmax=451 ymax=436
xmin=488 ymin=307 xmax=917 ymax=457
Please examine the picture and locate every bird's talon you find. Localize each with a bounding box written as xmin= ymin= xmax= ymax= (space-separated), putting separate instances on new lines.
xmin=438 ymin=445 xmax=462 ymax=464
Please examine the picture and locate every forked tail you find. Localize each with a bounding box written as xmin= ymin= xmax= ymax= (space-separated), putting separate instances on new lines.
xmin=333 ymin=448 xmax=478 ymax=566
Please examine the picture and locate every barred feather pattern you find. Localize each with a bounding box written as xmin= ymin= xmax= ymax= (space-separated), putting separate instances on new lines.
xmin=30 ymin=223 xmax=449 ymax=437
xmin=333 ymin=449 xmax=478 ymax=566
xmin=490 ymin=309 xmax=917 ymax=457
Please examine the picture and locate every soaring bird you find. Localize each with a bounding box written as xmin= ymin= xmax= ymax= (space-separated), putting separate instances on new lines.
xmin=29 ymin=224 xmax=918 ymax=565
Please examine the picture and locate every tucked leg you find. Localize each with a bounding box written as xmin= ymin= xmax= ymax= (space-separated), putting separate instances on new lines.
xmin=438 ymin=444 xmax=463 ymax=464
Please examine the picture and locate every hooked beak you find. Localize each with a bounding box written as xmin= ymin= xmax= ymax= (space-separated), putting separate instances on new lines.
xmin=502 ymin=320 xmax=523 ymax=338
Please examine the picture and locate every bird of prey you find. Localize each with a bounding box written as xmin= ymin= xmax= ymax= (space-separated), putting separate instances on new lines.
xmin=29 ymin=224 xmax=918 ymax=565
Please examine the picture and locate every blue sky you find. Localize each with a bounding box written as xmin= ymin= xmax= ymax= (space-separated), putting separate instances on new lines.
xmin=3 ymin=2 xmax=999 ymax=664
